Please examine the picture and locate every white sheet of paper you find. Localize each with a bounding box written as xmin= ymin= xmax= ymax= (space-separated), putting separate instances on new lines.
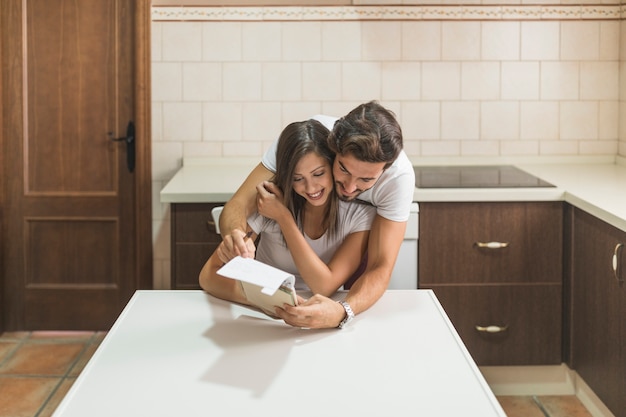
xmin=216 ymin=256 xmax=294 ymax=295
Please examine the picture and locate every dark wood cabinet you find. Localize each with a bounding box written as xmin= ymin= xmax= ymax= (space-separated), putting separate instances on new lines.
xmin=171 ymin=203 xmax=224 ymax=290
xmin=418 ymin=201 xmax=564 ymax=365
xmin=569 ymin=207 xmax=626 ymax=417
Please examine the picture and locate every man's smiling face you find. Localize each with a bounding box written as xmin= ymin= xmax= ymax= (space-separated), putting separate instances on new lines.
xmin=332 ymin=153 xmax=386 ymax=202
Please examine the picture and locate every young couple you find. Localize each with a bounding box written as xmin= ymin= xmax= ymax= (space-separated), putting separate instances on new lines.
xmin=199 ymin=101 xmax=415 ymax=329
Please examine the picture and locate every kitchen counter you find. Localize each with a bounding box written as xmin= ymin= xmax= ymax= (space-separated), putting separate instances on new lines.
xmin=413 ymin=162 xmax=626 ymax=232
xmin=160 ymin=158 xmax=259 ymax=203
xmin=522 ymin=163 xmax=626 ymax=232
xmin=160 ymin=157 xmax=626 ymax=232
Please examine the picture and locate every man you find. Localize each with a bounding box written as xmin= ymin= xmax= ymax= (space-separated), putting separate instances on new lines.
xmin=217 ymin=101 xmax=415 ymax=329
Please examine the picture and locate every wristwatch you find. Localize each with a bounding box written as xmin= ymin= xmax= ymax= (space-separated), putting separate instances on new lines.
xmin=337 ymin=300 xmax=354 ymax=329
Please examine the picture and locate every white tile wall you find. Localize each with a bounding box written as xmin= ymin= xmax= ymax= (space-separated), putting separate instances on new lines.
xmin=521 ymin=22 xmax=559 ymax=60
xmin=442 ymin=22 xmax=481 ymax=61
xmin=150 ymin=5 xmax=624 ymax=288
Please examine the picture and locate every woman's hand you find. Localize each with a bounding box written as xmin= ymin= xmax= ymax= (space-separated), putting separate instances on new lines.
xmin=215 ymin=230 xmax=256 ymax=263
xmin=274 ymin=294 xmax=346 ymax=329
xmin=256 ymin=181 xmax=289 ymax=223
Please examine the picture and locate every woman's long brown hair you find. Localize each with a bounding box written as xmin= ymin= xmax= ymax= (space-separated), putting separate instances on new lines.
xmin=272 ymin=119 xmax=339 ymax=238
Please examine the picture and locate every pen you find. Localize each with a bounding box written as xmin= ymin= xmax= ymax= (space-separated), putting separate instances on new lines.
xmin=243 ymin=231 xmax=253 ymax=241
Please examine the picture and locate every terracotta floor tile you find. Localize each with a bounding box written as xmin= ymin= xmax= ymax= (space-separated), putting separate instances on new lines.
xmin=0 ymin=342 xmax=18 ymax=363
xmin=0 ymin=376 xmax=60 ymax=417
xmin=30 ymin=331 xmax=95 ymax=341
xmin=68 ymin=343 xmax=100 ymax=377
xmin=0 ymin=343 xmax=84 ymax=376
xmin=0 ymin=332 xmax=30 ymax=341
xmin=38 ymin=377 xmax=76 ymax=417
xmin=538 ymin=395 xmax=594 ymax=417
xmin=496 ymin=396 xmax=546 ymax=417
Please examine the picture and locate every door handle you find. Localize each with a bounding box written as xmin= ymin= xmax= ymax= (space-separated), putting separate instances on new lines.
xmin=109 ymin=121 xmax=135 ymax=173
xmin=475 ymin=324 xmax=509 ymax=333
xmin=474 ymin=241 xmax=509 ymax=249
xmin=613 ymin=243 xmax=624 ymax=283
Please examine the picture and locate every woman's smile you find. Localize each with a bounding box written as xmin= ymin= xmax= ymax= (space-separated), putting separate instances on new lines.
xmin=307 ymin=189 xmax=324 ymax=200
xmin=293 ymin=153 xmax=333 ymax=206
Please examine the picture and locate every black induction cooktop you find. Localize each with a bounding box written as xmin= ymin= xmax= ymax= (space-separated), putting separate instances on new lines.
xmin=414 ymin=165 xmax=555 ymax=188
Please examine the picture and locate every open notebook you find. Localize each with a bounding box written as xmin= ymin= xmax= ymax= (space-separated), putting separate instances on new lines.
xmin=216 ymin=256 xmax=297 ymax=316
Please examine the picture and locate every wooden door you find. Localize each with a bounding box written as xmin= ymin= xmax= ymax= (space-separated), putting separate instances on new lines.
xmin=1 ymin=0 xmax=152 ymax=330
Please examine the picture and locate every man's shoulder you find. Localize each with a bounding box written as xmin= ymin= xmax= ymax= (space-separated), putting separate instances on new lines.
xmin=363 ymin=150 xmax=414 ymax=211
xmin=388 ymin=151 xmax=415 ymax=178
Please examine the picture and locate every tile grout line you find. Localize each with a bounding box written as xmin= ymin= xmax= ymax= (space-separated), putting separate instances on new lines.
xmin=0 ymin=332 xmax=63 ymax=417
xmin=33 ymin=332 xmax=101 ymax=417
xmin=0 ymin=332 xmax=30 ymax=370
xmin=532 ymin=395 xmax=552 ymax=417
xmin=33 ymin=377 xmax=65 ymax=417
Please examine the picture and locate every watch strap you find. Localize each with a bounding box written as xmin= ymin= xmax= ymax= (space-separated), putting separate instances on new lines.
xmin=337 ymin=300 xmax=354 ymax=329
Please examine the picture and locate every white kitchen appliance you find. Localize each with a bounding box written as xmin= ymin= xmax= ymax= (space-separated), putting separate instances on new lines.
xmin=388 ymin=202 xmax=419 ymax=289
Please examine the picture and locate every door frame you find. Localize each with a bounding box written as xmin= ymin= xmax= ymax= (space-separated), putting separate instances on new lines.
xmin=0 ymin=8 xmax=4 ymax=334
xmin=0 ymin=0 xmax=153 ymax=330
xmin=134 ymin=0 xmax=154 ymax=291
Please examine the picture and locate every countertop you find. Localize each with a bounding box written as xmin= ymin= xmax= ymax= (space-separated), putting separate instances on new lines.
xmin=160 ymin=157 xmax=626 ymax=232
xmin=160 ymin=158 xmax=259 ymax=203
xmin=53 ymin=290 xmax=506 ymax=417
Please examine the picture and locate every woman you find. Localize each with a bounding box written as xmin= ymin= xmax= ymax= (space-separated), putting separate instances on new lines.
xmin=199 ymin=119 xmax=375 ymax=311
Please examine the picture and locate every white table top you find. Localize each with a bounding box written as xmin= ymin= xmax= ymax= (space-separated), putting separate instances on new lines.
xmin=54 ymin=290 xmax=506 ymax=417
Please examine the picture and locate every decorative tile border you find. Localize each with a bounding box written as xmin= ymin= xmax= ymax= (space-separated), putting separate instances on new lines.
xmin=152 ymin=5 xmax=623 ymax=21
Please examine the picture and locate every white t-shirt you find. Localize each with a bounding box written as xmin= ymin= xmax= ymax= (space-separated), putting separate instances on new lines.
xmin=248 ymin=201 xmax=376 ymax=291
xmin=261 ymin=115 xmax=415 ymax=222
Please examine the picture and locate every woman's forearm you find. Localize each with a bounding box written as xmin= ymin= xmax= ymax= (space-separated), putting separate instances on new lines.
xmin=199 ymin=252 xmax=248 ymax=305
xmin=220 ymin=163 xmax=273 ymax=236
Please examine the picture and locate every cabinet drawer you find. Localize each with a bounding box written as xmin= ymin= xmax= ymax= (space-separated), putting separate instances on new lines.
xmin=419 ymin=202 xmax=562 ymax=284
xmin=172 ymin=203 xmax=223 ymax=243
xmin=427 ymin=284 xmax=562 ymax=365
xmin=173 ymin=242 xmax=219 ymax=290
xmin=171 ymin=203 xmax=225 ymax=290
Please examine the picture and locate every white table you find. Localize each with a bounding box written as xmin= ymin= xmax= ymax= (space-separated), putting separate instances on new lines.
xmin=54 ymin=290 xmax=506 ymax=417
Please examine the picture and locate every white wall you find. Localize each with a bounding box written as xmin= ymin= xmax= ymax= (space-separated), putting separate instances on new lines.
xmin=151 ymin=4 xmax=623 ymax=288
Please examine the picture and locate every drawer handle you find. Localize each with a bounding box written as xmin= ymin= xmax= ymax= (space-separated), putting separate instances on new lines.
xmin=474 ymin=241 xmax=509 ymax=249
xmin=613 ymin=243 xmax=624 ymax=283
xmin=475 ymin=324 xmax=509 ymax=333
